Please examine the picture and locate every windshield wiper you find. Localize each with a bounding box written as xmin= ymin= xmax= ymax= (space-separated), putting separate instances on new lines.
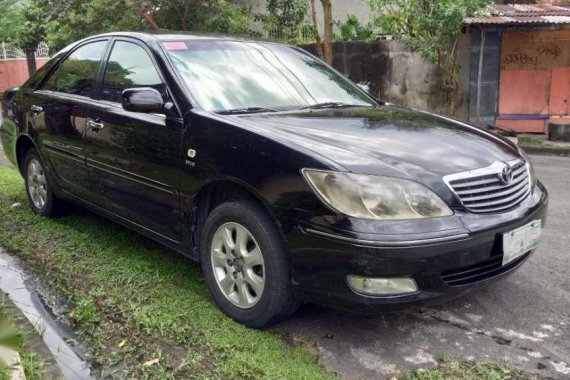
xmin=301 ymin=102 xmax=365 ymax=110
xmin=217 ymin=107 xmax=278 ymax=115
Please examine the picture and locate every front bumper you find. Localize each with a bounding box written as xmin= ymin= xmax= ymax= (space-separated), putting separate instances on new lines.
xmin=282 ymin=182 xmax=548 ymax=313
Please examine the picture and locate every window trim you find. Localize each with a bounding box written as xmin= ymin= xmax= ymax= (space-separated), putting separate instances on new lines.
xmin=96 ymin=37 xmax=170 ymax=106
xmin=37 ymin=38 xmax=111 ymax=99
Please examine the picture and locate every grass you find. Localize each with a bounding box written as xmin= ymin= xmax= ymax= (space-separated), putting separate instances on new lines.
xmin=519 ymin=136 xmax=570 ymax=149
xmin=400 ymin=358 xmax=539 ymax=380
xmin=518 ymin=137 xmax=544 ymax=147
xmin=0 ymin=298 xmax=44 ymax=379
xmin=0 ymin=166 xmax=333 ymax=379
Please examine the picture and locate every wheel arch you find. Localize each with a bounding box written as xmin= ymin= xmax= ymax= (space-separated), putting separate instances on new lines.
xmin=15 ymin=135 xmax=39 ymax=176
xmin=189 ymin=178 xmax=288 ymax=261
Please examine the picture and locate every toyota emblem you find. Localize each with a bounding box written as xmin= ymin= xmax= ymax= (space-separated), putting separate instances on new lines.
xmin=498 ymin=164 xmax=513 ymax=185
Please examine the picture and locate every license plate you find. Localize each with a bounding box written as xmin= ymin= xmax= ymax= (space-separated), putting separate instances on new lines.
xmin=502 ymin=220 xmax=542 ymax=266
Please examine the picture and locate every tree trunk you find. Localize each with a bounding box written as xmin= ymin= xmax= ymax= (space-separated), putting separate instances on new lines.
xmin=320 ymin=0 xmax=334 ymax=65
xmin=141 ymin=12 xmax=161 ymax=32
xmin=25 ymin=49 xmax=37 ymax=76
xmin=181 ymin=6 xmax=190 ymax=31
xmin=309 ymin=0 xmax=324 ymax=59
xmin=138 ymin=1 xmax=161 ymax=32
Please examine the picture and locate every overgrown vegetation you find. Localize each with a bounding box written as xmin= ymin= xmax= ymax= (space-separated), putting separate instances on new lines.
xmin=264 ymin=0 xmax=310 ymax=42
xmin=402 ymin=358 xmax=539 ymax=380
xmin=369 ymin=0 xmax=491 ymax=114
xmin=0 ymin=0 xmax=251 ymax=54
xmin=0 ymin=166 xmax=333 ymax=378
xmin=0 ymin=0 xmax=26 ymax=45
xmin=336 ymin=15 xmax=374 ymax=42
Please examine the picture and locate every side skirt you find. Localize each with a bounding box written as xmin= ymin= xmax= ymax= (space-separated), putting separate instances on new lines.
xmin=59 ymin=189 xmax=198 ymax=262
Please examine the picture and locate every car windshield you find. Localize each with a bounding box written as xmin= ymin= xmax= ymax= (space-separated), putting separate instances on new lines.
xmin=163 ymin=40 xmax=375 ymax=113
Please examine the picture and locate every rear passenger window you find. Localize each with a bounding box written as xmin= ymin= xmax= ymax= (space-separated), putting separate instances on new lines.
xmin=56 ymin=40 xmax=107 ymax=96
xmin=101 ymin=41 xmax=165 ymax=103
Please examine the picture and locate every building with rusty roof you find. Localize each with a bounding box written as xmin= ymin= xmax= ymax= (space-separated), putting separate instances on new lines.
xmin=466 ymin=3 xmax=570 ymax=134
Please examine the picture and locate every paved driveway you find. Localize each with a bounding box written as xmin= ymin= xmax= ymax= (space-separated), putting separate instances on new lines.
xmin=275 ymin=155 xmax=570 ymax=379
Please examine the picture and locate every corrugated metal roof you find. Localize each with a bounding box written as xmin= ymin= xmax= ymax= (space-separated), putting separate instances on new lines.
xmin=466 ymin=4 xmax=570 ymax=25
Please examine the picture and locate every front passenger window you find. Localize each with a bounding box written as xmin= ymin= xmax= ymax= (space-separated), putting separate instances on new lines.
xmin=102 ymin=41 xmax=165 ymax=104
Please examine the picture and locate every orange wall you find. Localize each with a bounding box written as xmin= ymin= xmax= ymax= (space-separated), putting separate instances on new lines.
xmin=0 ymin=58 xmax=49 ymax=95
xmin=497 ymin=29 xmax=570 ymax=133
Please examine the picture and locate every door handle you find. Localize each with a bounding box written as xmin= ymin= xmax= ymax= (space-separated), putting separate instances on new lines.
xmin=31 ymin=105 xmax=43 ymax=114
xmin=87 ymin=119 xmax=105 ymax=133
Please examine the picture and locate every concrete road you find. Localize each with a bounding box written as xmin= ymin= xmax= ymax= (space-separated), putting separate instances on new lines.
xmin=274 ymin=155 xmax=570 ymax=379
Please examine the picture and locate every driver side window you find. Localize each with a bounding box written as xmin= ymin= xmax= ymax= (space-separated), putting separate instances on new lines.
xmin=101 ymin=41 xmax=166 ymax=104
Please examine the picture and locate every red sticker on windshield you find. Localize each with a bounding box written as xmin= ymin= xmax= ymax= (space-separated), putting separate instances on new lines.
xmin=162 ymin=42 xmax=187 ymax=50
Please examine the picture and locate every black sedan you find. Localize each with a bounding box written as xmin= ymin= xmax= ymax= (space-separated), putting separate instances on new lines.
xmin=0 ymin=33 xmax=548 ymax=328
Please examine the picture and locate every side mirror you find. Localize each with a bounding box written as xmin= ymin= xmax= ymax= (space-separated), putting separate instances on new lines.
xmin=121 ymin=87 xmax=164 ymax=114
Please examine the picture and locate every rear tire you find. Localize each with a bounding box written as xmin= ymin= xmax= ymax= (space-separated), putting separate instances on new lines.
xmin=23 ymin=149 xmax=64 ymax=217
xmin=200 ymin=199 xmax=298 ymax=328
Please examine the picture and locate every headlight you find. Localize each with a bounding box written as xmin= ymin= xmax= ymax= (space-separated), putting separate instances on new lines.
xmin=302 ymin=169 xmax=453 ymax=220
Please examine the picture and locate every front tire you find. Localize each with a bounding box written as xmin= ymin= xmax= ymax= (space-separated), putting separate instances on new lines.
xmin=200 ymin=199 xmax=298 ymax=328
xmin=23 ymin=149 xmax=61 ymax=217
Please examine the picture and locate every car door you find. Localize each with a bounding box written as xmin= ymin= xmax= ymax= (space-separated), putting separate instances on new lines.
xmin=28 ymin=39 xmax=109 ymax=199
xmin=85 ymin=38 xmax=184 ymax=241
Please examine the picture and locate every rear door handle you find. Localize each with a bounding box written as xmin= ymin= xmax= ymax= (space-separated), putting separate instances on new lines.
xmin=31 ymin=105 xmax=43 ymax=114
xmin=87 ymin=119 xmax=104 ymax=133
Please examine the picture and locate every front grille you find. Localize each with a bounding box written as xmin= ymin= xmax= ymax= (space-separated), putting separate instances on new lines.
xmin=444 ymin=160 xmax=530 ymax=213
xmin=441 ymin=252 xmax=530 ymax=286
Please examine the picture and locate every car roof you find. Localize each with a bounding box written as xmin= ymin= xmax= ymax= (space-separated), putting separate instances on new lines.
xmin=88 ymin=31 xmax=275 ymax=44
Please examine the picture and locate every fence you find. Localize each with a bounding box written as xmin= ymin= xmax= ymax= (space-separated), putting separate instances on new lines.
xmin=264 ymin=25 xmax=316 ymax=43
xmin=0 ymin=42 xmax=50 ymax=95
xmin=0 ymin=42 xmax=49 ymax=60
xmin=249 ymin=20 xmax=317 ymax=43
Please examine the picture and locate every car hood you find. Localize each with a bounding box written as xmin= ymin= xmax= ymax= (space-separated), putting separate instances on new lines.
xmin=236 ymin=106 xmax=520 ymax=183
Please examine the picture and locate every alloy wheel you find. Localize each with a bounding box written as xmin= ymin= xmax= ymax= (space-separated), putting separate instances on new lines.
xmin=27 ymin=159 xmax=47 ymax=209
xmin=210 ymin=222 xmax=265 ymax=309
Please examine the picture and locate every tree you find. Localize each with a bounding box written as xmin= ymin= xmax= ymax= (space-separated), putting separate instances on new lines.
xmin=369 ymin=0 xmax=491 ymax=114
xmin=336 ymin=14 xmax=374 ymax=42
xmin=2 ymin=0 xmax=251 ymax=73
xmin=265 ymin=0 xmax=308 ymax=41
xmin=20 ymin=2 xmax=47 ymax=74
xmin=33 ymin=0 xmax=250 ymax=52
xmin=320 ymin=0 xmax=333 ymax=65
xmin=0 ymin=0 xmax=45 ymax=74
xmin=0 ymin=0 xmax=26 ymax=45
xmin=37 ymin=0 xmax=148 ymax=52
xmin=309 ymin=0 xmax=334 ymax=65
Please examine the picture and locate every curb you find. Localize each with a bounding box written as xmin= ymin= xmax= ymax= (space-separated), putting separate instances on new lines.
xmin=1 ymin=296 xmax=64 ymax=379
xmin=0 ymin=347 xmax=25 ymax=380
xmin=519 ymin=145 xmax=570 ymax=156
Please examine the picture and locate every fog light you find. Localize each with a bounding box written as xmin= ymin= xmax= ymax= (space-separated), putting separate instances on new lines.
xmin=346 ymin=275 xmax=418 ymax=296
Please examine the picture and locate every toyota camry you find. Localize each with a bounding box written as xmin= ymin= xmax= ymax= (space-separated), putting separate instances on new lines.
xmin=0 ymin=33 xmax=548 ymax=328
